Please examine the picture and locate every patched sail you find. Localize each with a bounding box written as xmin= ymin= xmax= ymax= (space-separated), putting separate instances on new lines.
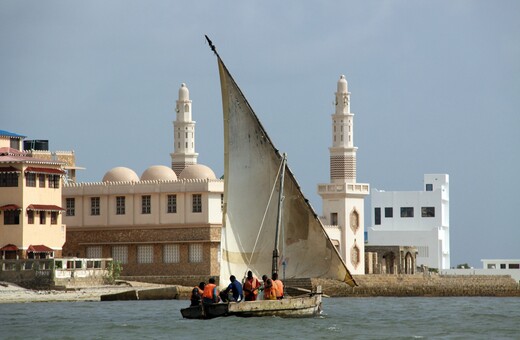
xmin=215 ymin=53 xmax=356 ymax=287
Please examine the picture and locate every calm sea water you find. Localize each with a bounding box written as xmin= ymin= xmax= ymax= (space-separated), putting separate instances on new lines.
xmin=1 ymin=297 xmax=519 ymax=339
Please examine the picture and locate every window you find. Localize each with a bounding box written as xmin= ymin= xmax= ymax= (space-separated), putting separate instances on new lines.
xmin=509 ymin=263 xmax=520 ymax=269
xmin=86 ymin=246 xmax=102 ymax=258
xmin=400 ymin=207 xmax=414 ymax=218
xmin=192 ymin=194 xmax=202 ymax=213
xmin=426 ymin=184 xmax=433 ymax=191
xmin=66 ymin=198 xmax=75 ymax=216
xmin=112 ymin=245 xmax=128 ymax=264
xmin=385 ymin=207 xmax=393 ymax=218
xmin=28 ymin=210 xmax=34 ymax=224
xmin=421 ymin=207 xmax=435 ymax=217
xmin=0 ymin=173 xmax=18 ymax=187
xmin=330 ymin=212 xmax=338 ymax=225
xmin=221 ymin=194 xmax=224 ymax=212
xmin=116 ymin=196 xmax=125 ymax=215
xmin=26 ymin=173 xmax=36 ymax=187
xmin=51 ymin=212 xmax=58 ymax=224
xmin=141 ymin=195 xmax=151 ymax=214
xmin=374 ymin=207 xmax=381 ymax=225
xmin=3 ymin=210 xmax=20 ymax=225
xmin=38 ymin=174 xmax=46 ymax=188
xmin=163 ymin=244 xmax=180 ymax=263
xmin=39 ymin=211 xmax=46 ymax=224
xmin=500 ymin=263 xmax=506 ymax=269
xmin=91 ymin=197 xmax=100 ymax=216
xmin=137 ymin=245 xmax=154 ymax=264
xmin=189 ymin=243 xmax=203 ymax=263
xmin=167 ymin=194 xmax=177 ymax=213
xmin=49 ymin=175 xmax=60 ymax=188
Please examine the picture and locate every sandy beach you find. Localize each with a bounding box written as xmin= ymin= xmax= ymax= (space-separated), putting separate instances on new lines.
xmin=0 ymin=281 xmax=181 ymax=304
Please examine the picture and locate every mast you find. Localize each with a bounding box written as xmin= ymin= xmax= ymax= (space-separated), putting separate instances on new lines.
xmin=272 ymin=153 xmax=286 ymax=276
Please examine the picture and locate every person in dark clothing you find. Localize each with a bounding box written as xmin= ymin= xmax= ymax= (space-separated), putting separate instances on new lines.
xmin=220 ymin=275 xmax=243 ymax=302
xmin=190 ymin=282 xmax=205 ymax=306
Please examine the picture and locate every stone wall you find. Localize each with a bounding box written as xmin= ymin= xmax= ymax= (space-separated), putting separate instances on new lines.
xmin=286 ymin=274 xmax=520 ymax=297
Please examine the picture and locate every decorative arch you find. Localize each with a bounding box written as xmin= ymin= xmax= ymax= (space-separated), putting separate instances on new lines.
xmin=350 ymin=243 xmax=360 ymax=268
xmin=404 ymin=251 xmax=415 ymax=274
xmin=382 ymin=251 xmax=396 ymax=274
xmin=350 ymin=208 xmax=359 ymax=233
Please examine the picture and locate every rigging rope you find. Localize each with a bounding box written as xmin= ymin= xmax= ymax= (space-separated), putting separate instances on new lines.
xmin=244 ymin=157 xmax=285 ymax=273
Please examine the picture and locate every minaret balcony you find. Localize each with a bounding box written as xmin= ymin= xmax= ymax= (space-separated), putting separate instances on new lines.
xmin=318 ymin=183 xmax=370 ymax=197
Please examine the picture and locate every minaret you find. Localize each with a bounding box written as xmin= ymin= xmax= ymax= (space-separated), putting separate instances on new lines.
xmin=318 ymin=75 xmax=370 ymax=275
xmin=171 ymin=83 xmax=198 ymax=175
xmin=330 ymin=75 xmax=357 ymax=183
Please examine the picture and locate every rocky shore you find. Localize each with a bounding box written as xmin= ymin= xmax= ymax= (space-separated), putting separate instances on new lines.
xmin=2 ymin=274 xmax=519 ymax=304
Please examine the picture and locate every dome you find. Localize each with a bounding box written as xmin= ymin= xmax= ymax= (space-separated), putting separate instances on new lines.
xmin=141 ymin=165 xmax=177 ymax=181
xmin=179 ymin=164 xmax=216 ymax=180
xmin=337 ymin=75 xmax=348 ymax=93
xmin=102 ymin=167 xmax=139 ymax=182
xmin=178 ymin=83 xmax=189 ymax=101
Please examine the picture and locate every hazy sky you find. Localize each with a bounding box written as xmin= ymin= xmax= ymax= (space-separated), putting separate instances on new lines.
xmin=2 ymin=1 xmax=519 ymax=268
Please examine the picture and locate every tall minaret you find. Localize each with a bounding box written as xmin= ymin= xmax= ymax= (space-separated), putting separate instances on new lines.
xmin=318 ymin=75 xmax=370 ymax=275
xmin=171 ymin=83 xmax=198 ymax=175
xmin=330 ymin=75 xmax=356 ymax=183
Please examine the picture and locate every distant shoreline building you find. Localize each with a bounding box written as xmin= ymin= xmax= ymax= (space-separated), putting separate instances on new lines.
xmin=367 ymin=174 xmax=450 ymax=270
xmin=62 ymin=84 xmax=224 ymax=286
xmin=0 ymin=130 xmax=67 ymax=259
xmin=318 ymin=75 xmax=370 ymax=275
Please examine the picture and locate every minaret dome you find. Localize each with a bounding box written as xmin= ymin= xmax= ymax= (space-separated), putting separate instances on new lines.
xmin=337 ymin=75 xmax=348 ymax=93
xmin=178 ymin=83 xmax=189 ymax=101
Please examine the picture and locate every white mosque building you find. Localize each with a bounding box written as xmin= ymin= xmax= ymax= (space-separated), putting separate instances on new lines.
xmin=318 ymin=75 xmax=370 ymax=275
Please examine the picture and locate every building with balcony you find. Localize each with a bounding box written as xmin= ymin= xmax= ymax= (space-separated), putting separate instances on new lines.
xmin=0 ymin=130 xmax=67 ymax=260
xmin=318 ymin=76 xmax=370 ymax=275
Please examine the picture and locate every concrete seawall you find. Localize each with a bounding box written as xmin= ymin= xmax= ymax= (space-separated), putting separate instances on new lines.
xmin=286 ymin=274 xmax=520 ymax=297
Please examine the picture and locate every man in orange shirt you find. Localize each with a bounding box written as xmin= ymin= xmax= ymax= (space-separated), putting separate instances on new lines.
xmin=202 ymin=277 xmax=220 ymax=304
xmin=272 ymin=272 xmax=284 ymax=299
xmin=243 ymin=271 xmax=260 ymax=301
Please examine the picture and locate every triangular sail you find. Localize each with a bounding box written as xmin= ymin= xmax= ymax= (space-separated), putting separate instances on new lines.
xmin=214 ymin=49 xmax=356 ymax=287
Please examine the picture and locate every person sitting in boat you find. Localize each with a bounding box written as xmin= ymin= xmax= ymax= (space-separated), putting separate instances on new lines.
xmin=272 ymin=272 xmax=284 ymax=299
xmin=190 ymin=282 xmax=205 ymax=306
xmin=262 ymin=275 xmax=277 ymax=300
xmin=243 ymin=270 xmax=260 ymax=301
xmin=220 ymin=275 xmax=243 ymax=302
xmin=202 ymin=277 xmax=220 ymax=304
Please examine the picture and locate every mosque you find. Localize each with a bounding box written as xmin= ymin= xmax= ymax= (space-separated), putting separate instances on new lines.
xmin=62 ymin=84 xmax=224 ymax=285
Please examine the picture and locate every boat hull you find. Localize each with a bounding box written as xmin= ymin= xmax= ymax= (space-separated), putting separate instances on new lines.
xmin=180 ymin=292 xmax=322 ymax=319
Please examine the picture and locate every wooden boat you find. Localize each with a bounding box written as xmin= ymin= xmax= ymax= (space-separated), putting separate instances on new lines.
xmin=181 ymin=286 xmax=322 ymax=319
xmin=181 ymin=37 xmax=355 ymax=319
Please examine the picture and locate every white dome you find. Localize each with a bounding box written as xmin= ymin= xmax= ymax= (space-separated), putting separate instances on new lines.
xmin=141 ymin=165 xmax=177 ymax=181
xmin=102 ymin=167 xmax=139 ymax=182
xmin=337 ymin=75 xmax=348 ymax=93
xmin=178 ymin=83 xmax=189 ymax=101
xmin=179 ymin=164 xmax=216 ymax=180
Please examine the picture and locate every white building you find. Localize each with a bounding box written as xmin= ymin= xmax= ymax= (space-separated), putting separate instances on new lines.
xmin=367 ymin=174 xmax=450 ymax=270
xmin=318 ymin=75 xmax=370 ymax=275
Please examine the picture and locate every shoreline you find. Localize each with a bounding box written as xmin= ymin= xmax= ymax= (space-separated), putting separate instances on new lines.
xmin=0 ymin=281 xmax=185 ymax=304
xmin=2 ymin=274 xmax=520 ymax=304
